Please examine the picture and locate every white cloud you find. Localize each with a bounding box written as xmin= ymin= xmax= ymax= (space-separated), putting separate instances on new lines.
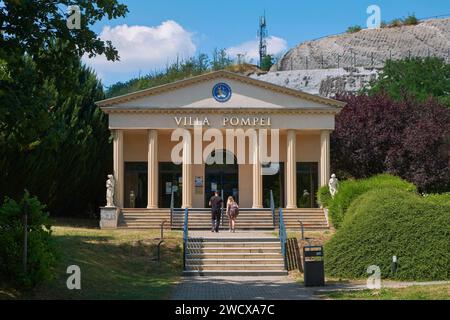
xmin=226 ymin=36 xmax=287 ymax=61
xmin=84 ymin=20 xmax=196 ymax=85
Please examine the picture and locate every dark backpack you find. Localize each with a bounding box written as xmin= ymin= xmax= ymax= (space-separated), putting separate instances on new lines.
xmin=229 ymin=203 xmax=239 ymax=217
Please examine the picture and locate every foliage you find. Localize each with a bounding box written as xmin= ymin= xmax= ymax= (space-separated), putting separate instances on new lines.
xmin=0 ymin=46 xmax=111 ymax=217
xmin=0 ymin=0 xmax=128 ymax=64
xmin=332 ymin=93 xmax=450 ymax=193
xmin=322 ymin=285 xmax=450 ymax=300
xmin=325 ymin=188 xmax=450 ymax=281
xmin=403 ymin=14 xmax=419 ymax=26
xmin=106 ymin=50 xmax=234 ymax=98
xmin=0 ymin=0 xmax=123 ymax=217
xmin=260 ymin=54 xmax=274 ymax=71
xmin=423 ymin=193 xmax=450 ymax=206
xmin=368 ymin=57 xmax=450 ymax=107
xmin=317 ymin=185 xmax=332 ymax=208
xmin=324 ymin=174 xmax=416 ymax=228
xmin=0 ymin=191 xmax=55 ymax=287
xmin=346 ymin=25 xmax=362 ymax=33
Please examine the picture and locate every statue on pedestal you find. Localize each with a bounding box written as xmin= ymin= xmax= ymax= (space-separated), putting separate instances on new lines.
xmin=328 ymin=174 xmax=339 ymax=198
xmin=106 ymin=174 xmax=115 ymax=207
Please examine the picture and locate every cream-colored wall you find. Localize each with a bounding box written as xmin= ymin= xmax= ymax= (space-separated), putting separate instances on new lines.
xmin=122 ymin=129 xmax=321 ymax=208
xmin=115 ymin=78 xmax=330 ymax=110
xmin=123 ymin=131 xmax=147 ymax=162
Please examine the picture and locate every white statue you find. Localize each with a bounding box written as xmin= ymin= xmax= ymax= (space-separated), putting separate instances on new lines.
xmin=106 ymin=174 xmax=115 ymax=207
xmin=328 ymin=174 xmax=339 ymax=198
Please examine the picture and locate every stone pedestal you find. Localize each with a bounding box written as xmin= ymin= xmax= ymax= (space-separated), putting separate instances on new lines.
xmin=100 ymin=207 xmax=119 ymax=229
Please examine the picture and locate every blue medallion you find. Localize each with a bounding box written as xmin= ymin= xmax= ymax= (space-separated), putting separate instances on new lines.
xmin=212 ymin=83 xmax=232 ymax=102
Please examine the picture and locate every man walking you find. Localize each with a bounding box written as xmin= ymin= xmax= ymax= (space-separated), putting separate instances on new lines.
xmin=209 ymin=191 xmax=223 ymax=233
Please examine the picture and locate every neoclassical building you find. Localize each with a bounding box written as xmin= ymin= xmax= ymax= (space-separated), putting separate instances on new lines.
xmin=97 ymin=71 xmax=344 ymax=228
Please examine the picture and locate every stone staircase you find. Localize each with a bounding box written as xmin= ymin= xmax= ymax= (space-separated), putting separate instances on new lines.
xmin=172 ymin=208 xmax=275 ymax=230
xmin=118 ymin=208 xmax=171 ymax=229
xmin=276 ymin=208 xmax=329 ymax=230
xmin=183 ymin=236 xmax=288 ymax=276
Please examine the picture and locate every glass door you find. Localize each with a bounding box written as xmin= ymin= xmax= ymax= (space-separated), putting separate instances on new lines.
xmin=159 ymin=162 xmax=182 ymax=208
xmin=296 ymin=162 xmax=319 ymax=208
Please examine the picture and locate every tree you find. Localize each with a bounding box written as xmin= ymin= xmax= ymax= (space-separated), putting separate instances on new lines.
xmin=260 ymin=54 xmax=274 ymax=71
xmin=332 ymin=93 xmax=450 ymax=193
xmin=0 ymin=0 xmax=128 ymax=64
xmin=0 ymin=1 xmax=126 ymax=216
xmin=368 ymin=57 xmax=450 ymax=107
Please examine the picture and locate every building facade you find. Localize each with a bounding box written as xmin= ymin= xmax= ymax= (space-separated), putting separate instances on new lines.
xmin=97 ymin=71 xmax=344 ymax=212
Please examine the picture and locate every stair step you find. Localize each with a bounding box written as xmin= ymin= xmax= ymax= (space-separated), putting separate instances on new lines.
xmin=185 ymin=264 xmax=285 ymax=271
xmin=187 ymin=253 xmax=283 ymax=259
xmin=186 ymin=258 xmax=284 ymax=265
xmin=183 ymin=270 xmax=288 ymax=276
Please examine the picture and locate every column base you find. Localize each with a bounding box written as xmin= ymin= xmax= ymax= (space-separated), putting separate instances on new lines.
xmin=252 ymin=205 xmax=263 ymax=209
xmin=286 ymin=205 xmax=298 ymax=209
xmin=146 ymin=205 xmax=158 ymax=209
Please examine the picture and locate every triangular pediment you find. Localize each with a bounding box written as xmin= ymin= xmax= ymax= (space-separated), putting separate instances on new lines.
xmin=97 ymin=70 xmax=345 ymax=112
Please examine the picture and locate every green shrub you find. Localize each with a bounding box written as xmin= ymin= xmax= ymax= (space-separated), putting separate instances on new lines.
xmin=0 ymin=191 xmax=55 ymax=287
xmin=390 ymin=18 xmax=404 ymax=27
xmin=317 ymin=185 xmax=332 ymax=208
xmin=325 ymin=188 xmax=450 ymax=281
xmin=403 ymin=14 xmax=418 ymax=26
xmin=327 ymin=174 xmax=416 ymax=228
xmin=347 ymin=25 xmax=362 ymax=33
xmin=423 ymin=193 xmax=450 ymax=206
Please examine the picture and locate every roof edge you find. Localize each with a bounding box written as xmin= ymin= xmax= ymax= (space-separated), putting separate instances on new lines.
xmin=96 ymin=70 xmax=346 ymax=108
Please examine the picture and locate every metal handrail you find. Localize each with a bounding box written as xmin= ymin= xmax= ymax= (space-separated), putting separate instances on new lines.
xmin=182 ymin=207 xmax=189 ymax=270
xmin=169 ymin=189 xmax=174 ymax=227
xmin=269 ymin=190 xmax=275 ymax=227
xmin=279 ymin=208 xmax=287 ymax=269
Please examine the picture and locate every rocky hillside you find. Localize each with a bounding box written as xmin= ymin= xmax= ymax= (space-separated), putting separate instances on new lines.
xmin=272 ymin=18 xmax=450 ymax=71
xmin=250 ymin=18 xmax=449 ymax=97
xmin=251 ymin=67 xmax=379 ymax=97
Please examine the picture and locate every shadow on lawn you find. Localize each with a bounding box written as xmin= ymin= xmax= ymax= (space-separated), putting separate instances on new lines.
xmin=29 ymin=232 xmax=183 ymax=300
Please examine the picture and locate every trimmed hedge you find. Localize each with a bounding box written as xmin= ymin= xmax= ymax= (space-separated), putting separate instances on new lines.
xmin=317 ymin=185 xmax=332 ymax=208
xmin=325 ymin=188 xmax=450 ymax=281
xmin=326 ymin=174 xmax=416 ymax=228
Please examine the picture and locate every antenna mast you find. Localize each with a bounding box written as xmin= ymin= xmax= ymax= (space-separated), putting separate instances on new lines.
xmin=258 ymin=12 xmax=268 ymax=67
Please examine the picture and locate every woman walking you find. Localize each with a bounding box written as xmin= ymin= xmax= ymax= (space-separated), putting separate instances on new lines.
xmin=226 ymin=196 xmax=239 ymax=233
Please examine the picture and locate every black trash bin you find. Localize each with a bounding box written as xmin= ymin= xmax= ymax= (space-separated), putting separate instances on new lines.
xmin=303 ymin=246 xmax=325 ymax=287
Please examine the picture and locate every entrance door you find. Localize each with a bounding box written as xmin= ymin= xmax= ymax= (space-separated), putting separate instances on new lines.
xmin=263 ymin=162 xmax=285 ymax=208
xmin=124 ymin=162 xmax=148 ymax=208
xmin=296 ymin=162 xmax=319 ymax=208
xmin=204 ymin=150 xmax=238 ymax=207
xmin=159 ymin=162 xmax=182 ymax=208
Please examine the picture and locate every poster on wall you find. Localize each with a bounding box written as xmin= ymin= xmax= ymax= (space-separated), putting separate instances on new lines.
xmin=211 ymin=182 xmax=217 ymax=192
xmin=195 ymin=176 xmax=203 ymax=187
xmin=165 ymin=182 xmax=172 ymax=194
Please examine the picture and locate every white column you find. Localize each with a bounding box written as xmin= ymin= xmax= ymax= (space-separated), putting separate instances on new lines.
xmin=320 ymin=130 xmax=331 ymax=187
xmin=252 ymin=134 xmax=263 ymax=208
xmin=286 ymin=130 xmax=297 ymax=209
xmin=182 ymin=130 xmax=192 ymax=208
xmin=113 ymin=129 xmax=124 ymax=208
xmin=147 ymin=130 xmax=158 ymax=208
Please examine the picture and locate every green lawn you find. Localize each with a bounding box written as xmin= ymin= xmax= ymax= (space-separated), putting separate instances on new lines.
xmin=0 ymin=224 xmax=183 ymax=300
xmin=319 ymin=285 xmax=450 ymax=300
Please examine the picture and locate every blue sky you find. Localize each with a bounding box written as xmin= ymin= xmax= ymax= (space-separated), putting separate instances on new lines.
xmin=85 ymin=0 xmax=450 ymax=86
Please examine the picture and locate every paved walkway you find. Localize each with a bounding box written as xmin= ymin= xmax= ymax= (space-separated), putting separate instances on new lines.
xmin=171 ymin=276 xmax=317 ymax=300
xmin=170 ymin=276 xmax=450 ymax=300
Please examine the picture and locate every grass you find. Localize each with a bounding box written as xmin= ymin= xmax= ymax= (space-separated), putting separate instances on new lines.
xmin=319 ymin=284 xmax=450 ymax=300
xmin=0 ymin=223 xmax=183 ymax=300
